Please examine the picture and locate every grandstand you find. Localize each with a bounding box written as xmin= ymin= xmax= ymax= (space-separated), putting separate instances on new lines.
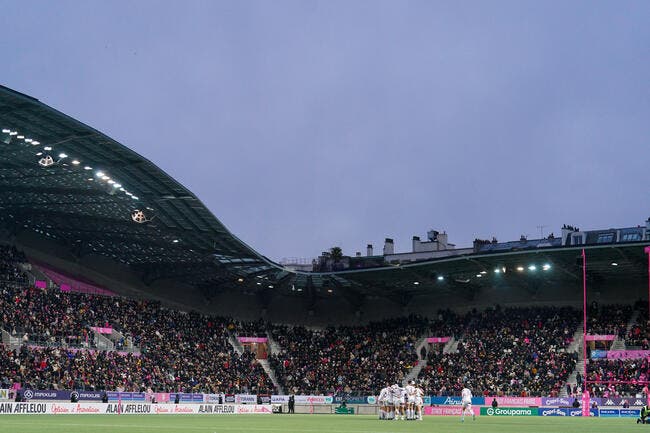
xmin=1 ymin=85 xmax=650 ymax=425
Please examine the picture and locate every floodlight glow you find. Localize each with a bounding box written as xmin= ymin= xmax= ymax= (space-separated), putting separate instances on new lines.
xmin=502 ymin=267 xmax=506 ymax=273
xmin=101 ymin=175 xmax=110 ymax=180
xmin=172 ymin=239 xmax=179 ymax=243
xmin=36 ymin=152 xmax=42 ymax=156
xmin=17 ymin=135 xmax=24 ymax=139
xmin=113 ymin=183 xmax=121 ymax=188
xmin=437 ymin=276 xmax=444 ymax=281
xmin=480 ymin=271 xmax=487 ymax=274
xmin=528 ymin=265 xmax=537 ymax=271
xmin=542 ymin=264 xmax=551 ymax=271
xmin=327 ymin=289 xmax=333 ymax=293
xmin=31 ymin=141 xmax=39 ymax=145
xmin=494 ymin=269 xmax=501 ymax=274
xmin=107 ymin=180 xmax=115 ymax=184
xmin=71 ymin=160 xmax=80 ymax=165
xmin=611 ymin=262 xmax=618 ymax=266
xmin=269 ymin=285 xmax=274 ymax=289
xmin=413 ymin=281 xmax=419 ymax=285
xmin=44 ymin=146 xmax=52 ymax=151
xmin=58 ymin=153 xmax=67 ymax=158
xmin=476 ymin=274 xmax=482 ymax=278
xmin=237 ymin=278 xmax=244 ymax=283
xmin=84 ymin=166 xmax=92 ymax=170
xmin=9 ymin=131 xmax=17 ymax=136
xmin=1 ymin=129 xmax=9 ymax=133
xmin=95 ymin=171 xmax=104 ymax=177
xmin=24 ymin=138 xmax=32 ymax=143
xmin=131 ymin=196 xmax=139 ymax=200
xmin=517 ymin=266 xmax=524 ymax=272
xmin=256 ymin=282 xmax=261 ymax=285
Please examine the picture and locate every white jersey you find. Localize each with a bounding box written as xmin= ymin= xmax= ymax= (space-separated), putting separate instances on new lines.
xmin=415 ymin=387 xmax=424 ymax=405
xmin=461 ymin=387 xmax=472 ymax=403
xmin=378 ymin=387 xmax=390 ymax=403
xmin=405 ymin=384 xmax=416 ymax=403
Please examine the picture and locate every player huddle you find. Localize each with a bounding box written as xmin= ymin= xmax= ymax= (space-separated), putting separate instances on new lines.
xmin=377 ymin=382 xmax=476 ymax=422
xmin=377 ymin=381 xmax=425 ymax=420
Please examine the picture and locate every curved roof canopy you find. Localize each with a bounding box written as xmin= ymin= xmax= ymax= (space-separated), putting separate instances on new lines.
xmin=0 ymin=85 xmax=648 ymax=308
xmin=0 ymin=85 xmax=279 ymax=292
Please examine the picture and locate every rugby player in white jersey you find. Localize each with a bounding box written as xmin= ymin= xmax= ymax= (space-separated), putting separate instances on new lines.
xmin=415 ymin=383 xmax=425 ymax=420
xmin=378 ymin=384 xmax=391 ymax=419
xmin=405 ymin=380 xmax=416 ymax=420
xmin=461 ymin=385 xmax=475 ymax=422
xmin=390 ymin=384 xmax=400 ymax=420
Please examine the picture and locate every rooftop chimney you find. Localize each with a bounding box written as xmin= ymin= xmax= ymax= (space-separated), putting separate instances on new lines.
xmin=383 ymin=238 xmax=394 ymax=255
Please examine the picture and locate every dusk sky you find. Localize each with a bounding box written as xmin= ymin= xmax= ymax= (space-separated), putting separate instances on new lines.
xmin=2 ymin=1 xmax=648 ymax=262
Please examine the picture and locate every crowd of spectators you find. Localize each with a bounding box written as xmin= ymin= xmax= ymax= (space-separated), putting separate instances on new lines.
xmin=626 ymin=301 xmax=649 ymax=348
xmin=267 ymin=316 xmax=425 ymax=395
xmin=419 ymin=306 xmax=579 ymax=397
xmin=0 ymin=285 xmax=273 ymax=394
xmin=587 ymin=304 xmax=631 ymax=340
xmin=4 ymin=243 xmax=650 ymax=398
xmin=586 ymin=358 xmax=650 ymax=397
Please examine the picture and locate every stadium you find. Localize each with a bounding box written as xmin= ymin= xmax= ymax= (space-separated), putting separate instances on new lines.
xmin=0 ymin=83 xmax=649 ymax=433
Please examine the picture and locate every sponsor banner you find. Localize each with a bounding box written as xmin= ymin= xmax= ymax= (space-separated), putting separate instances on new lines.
xmin=236 ymin=404 xmax=273 ymax=414
xmin=0 ymin=389 xmax=12 ymax=401
xmin=584 ymin=335 xmax=616 ymax=341
xmin=430 ymin=396 xmax=485 ymax=406
xmin=177 ymin=393 xmax=203 ymax=403
xmin=204 ymin=394 xmax=226 ymax=404
xmin=235 ymin=394 xmax=257 ymax=404
xmin=620 ymin=409 xmax=641 ymax=417
xmin=258 ymin=394 xmax=271 ymax=404
xmin=599 ymin=409 xmax=620 ymax=417
xmin=90 ymin=326 xmax=113 ymax=334
xmin=333 ymin=396 xmax=377 ymax=405
xmin=423 ymin=396 xmax=431 ymax=405
xmin=607 ymin=350 xmax=650 ymax=360
xmin=480 ymin=407 xmax=537 ymax=417
xmin=425 ymin=406 xmax=480 ymax=416
xmin=541 ymin=397 xmax=602 ymax=407
xmin=590 ymin=408 xmax=599 ymax=417
xmin=294 ymin=395 xmax=333 ymax=405
xmin=237 ymin=337 xmax=268 ymax=343
xmin=22 ymin=390 xmax=103 ymax=401
xmin=0 ymin=403 xmax=273 ymax=415
xmin=591 ymin=349 xmax=608 ymax=359
xmin=426 ymin=337 xmax=451 ymax=343
xmin=106 ymin=392 xmax=146 ymax=402
xmin=224 ymin=394 xmax=235 ymax=403
xmin=271 ymin=395 xmax=289 ymax=404
xmin=488 ymin=397 xmax=541 ymax=407
xmin=601 ymin=397 xmax=646 ymax=407
xmin=539 ymin=407 xmax=583 ymax=416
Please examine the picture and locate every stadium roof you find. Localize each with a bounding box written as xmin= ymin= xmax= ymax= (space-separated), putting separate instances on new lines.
xmin=0 ymin=85 xmax=648 ymax=309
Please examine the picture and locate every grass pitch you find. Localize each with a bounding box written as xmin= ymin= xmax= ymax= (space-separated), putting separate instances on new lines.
xmin=0 ymin=414 xmax=644 ymax=433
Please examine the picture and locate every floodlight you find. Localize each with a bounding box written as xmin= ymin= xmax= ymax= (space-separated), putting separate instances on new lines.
xmin=38 ymin=155 xmax=55 ymax=167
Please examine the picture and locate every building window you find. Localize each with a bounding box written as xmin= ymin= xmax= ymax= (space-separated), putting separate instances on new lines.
xmin=596 ymin=233 xmax=614 ymax=243
xmin=621 ymin=232 xmax=641 ymax=242
xmin=572 ymin=236 xmax=583 ymax=245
